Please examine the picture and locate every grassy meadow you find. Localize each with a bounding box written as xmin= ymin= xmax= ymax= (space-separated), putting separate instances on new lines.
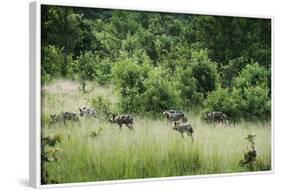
xmin=41 ymin=80 xmax=271 ymax=184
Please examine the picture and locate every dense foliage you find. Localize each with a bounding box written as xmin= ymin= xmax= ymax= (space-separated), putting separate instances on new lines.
xmin=41 ymin=5 xmax=271 ymax=121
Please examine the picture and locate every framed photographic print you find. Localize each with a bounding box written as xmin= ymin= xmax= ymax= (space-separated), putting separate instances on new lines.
xmin=29 ymin=1 xmax=273 ymax=188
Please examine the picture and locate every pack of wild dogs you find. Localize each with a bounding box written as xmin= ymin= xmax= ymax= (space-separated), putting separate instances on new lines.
xmin=50 ymin=106 xmax=228 ymax=141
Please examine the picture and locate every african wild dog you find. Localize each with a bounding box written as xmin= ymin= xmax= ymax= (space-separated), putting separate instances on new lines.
xmin=79 ymin=106 xmax=96 ymax=117
xmin=50 ymin=112 xmax=79 ymax=124
xmin=50 ymin=113 xmax=64 ymax=124
xmin=163 ymin=110 xmax=185 ymax=121
xmin=109 ymin=114 xmax=134 ymax=130
xmin=170 ymin=112 xmax=185 ymax=122
xmin=204 ymin=111 xmax=228 ymax=124
xmin=173 ymin=121 xmax=194 ymax=141
xmin=63 ymin=112 xmax=79 ymax=122
xmin=163 ymin=110 xmax=181 ymax=118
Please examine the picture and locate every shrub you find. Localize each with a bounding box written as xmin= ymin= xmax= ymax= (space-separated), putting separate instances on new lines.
xmin=190 ymin=50 xmax=220 ymax=97
xmin=233 ymin=86 xmax=271 ymax=121
xmin=175 ymin=67 xmax=203 ymax=108
xmin=112 ymin=57 xmax=150 ymax=93
xmin=204 ymin=63 xmax=271 ymax=122
xmin=221 ymin=56 xmax=250 ymax=88
xmin=112 ymin=57 xmax=151 ymax=113
xmin=141 ymin=68 xmax=181 ymax=115
xmin=77 ymin=51 xmax=98 ymax=81
xmin=239 ymin=133 xmax=270 ymax=171
xmin=41 ymin=73 xmax=52 ymax=85
xmin=91 ymin=96 xmax=112 ymax=119
xmin=118 ymin=87 xmax=143 ymax=114
xmin=232 ymin=63 xmax=271 ymax=121
xmin=233 ymin=63 xmax=269 ymax=90
xmin=41 ymin=134 xmax=62 ymax=184
xmin=77 ymin=51 xmax=101 ymax=91
xmin=203 ymin=87 xmax=239 ymax=121
xmin=77 ymin=51 xmax=114 ymax=87
xmin=41 ymin=45 xmax=64 ymax=84
xmin=95 ymin=58 xmax=112 ymax=85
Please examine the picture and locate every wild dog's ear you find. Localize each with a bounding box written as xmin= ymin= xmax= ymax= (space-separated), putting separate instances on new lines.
xmin=79 ymin=108 xmax=83 ymax=116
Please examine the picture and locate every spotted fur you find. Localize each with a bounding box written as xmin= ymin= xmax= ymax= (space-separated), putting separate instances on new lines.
xmin=163 ymin=110 xmax=185 ymax=121
xmin=204 ymin=111 xmax=228 ymax=124
xmin=79 ymin=106 xmax=96 ymax=117
xmin=173 ymin=121 xmax=194 ymax=140
xmin=50 ymin=112 xmax=79 ymax=124
xmin=109 ymin=114 xmax=134 ymax=130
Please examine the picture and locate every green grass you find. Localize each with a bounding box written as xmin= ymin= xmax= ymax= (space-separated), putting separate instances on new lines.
xmin=42 ymin=80 xmax=271 ymax=184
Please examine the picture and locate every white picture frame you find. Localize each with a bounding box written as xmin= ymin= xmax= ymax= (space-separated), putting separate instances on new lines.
xmin=29 ymin=1 xmax=274 ymax=188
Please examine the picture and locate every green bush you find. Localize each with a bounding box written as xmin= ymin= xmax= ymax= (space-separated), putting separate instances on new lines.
xmin=41 ymin=45 xmax=64 ymax=84
xmin=141 ymin=68 xmax=181 ymax=115
xmin=175 ymin=67 xmax=203 ymax=108
xmin=95 ymin=58 xmax=112 ymax=85
xmin=221 ymin=57 xmax=250 ymax=88
xmin=204 ymin=63 xmax=271 ymax=122
xmin=112 ymin=57 xmax=151 ymax=113
xmin=118 ymin=87 xmax=143 ymax=114
xmin=91 ymin=96 xmax=112 ymax=119
xmin=77 ymin=51 xmax=115 ymax=86
xmin=190 ymin=50 xmax=220 ymax=97
xmin=233 ymin=63 xmax=269 ymax=90
xmin=203 ymin=88 xmax=239 ymax=121
xmin=233 ymin=63 xmax=271 ymax=121
xmin=77 ymin=51 xmax=98 ymax=81
xmin=41 ymin=73 xmax=52 ymax=85
xmin=232 ymin=86 xmax=271 ymax=121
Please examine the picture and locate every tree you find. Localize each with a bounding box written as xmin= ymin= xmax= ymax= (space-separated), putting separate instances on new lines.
xmin=189 ymin=16 xmax=271 ymax=68
xmin=232 ymin=63 xmax=271 ymax=121
xmin=190 ymin=50 xmax=220 ymax=98
xmin=203 ymin=87 xmax=239 ymax=121
xmin=41 ymin=5 xmax=82 ymax=76
xmin=41 ymin=45 xmax=64 ymax=84
xmin=141 ymin=68 xmax=181 ymax=114
xmin=77 ymin=51 xmax=98 ymax=91
xmin=220 ymin=57 xmax=250 ymax=88
xmin=233 ymin=63 xmax=269 ymax=90
xmin=112 ymin=56 xmax=151 ymax=113
xmin=175 ymin=67 xmax=203 ymax=108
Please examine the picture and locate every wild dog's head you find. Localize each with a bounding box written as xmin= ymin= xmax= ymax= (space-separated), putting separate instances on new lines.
xmin=79 ymin=107 xmax=86 ymax=116
xmin=109 ymin=114 xmax=117 ymax=123
xmin=50 ymin=114 xmax=57 ymax=123
xmin=50 ymin=114 xmax=56 ymax=119
xmin=163 ymin=111 xmax=171 ymax=118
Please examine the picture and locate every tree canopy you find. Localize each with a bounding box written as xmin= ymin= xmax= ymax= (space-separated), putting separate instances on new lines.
xmin=41 ymin=5 xmax=271 ymax=121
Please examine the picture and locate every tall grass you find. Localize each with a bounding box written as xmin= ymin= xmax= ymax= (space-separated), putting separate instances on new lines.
xmin=42 ymin=80 xmax=271 ymax=184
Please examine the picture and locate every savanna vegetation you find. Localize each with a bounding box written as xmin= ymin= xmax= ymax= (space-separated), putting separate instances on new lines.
xmin=41 ymin=5 xmax=272 ymax=184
